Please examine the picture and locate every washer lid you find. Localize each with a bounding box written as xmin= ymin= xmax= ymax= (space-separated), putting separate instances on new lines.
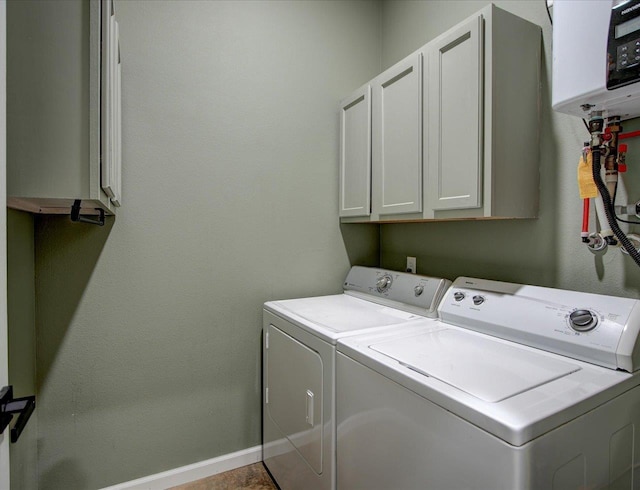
xmin=370 ymin=328 xmax=582 ymax=402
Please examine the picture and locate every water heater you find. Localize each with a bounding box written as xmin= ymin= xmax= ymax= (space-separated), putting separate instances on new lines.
xmin=553 ymin=0 xmax=640 ymax=120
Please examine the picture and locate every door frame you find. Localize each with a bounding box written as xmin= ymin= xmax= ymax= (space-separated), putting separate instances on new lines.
xmin=0 ymin=0 xmax=10 ymax=486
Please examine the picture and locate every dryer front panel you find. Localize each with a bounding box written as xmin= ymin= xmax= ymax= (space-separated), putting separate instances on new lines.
xmin=265 ymin=324 xmax=323 ymax=474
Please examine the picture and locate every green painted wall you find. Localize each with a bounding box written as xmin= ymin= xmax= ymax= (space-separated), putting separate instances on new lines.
xmin=32 ymin=1 xmax=381 ymax=488
xmin=379 ymin=0 xmax=640 ymax=297
xmin=7 ymin=209 xmax=37 ymax=490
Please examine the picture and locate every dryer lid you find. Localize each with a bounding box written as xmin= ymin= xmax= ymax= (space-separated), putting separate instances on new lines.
xmin=272 ymin=294 xmax=421 ymax=333
xmin=370 ymin=328 xmax=582 ymax=402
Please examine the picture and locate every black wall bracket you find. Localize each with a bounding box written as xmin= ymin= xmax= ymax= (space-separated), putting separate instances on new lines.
xmin=0 ymin=385 xmax=36 ymax=443
xmin=70 ymin=200 xmax=105 ymax=226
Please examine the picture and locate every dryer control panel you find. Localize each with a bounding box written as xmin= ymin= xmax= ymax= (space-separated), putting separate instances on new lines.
xmin=440 ymin=277 xmax=640 ymax=372
xmin=343 ymin=266 xmax=451 ymax=318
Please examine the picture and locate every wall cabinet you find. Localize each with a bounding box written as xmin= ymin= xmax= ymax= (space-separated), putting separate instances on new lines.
xmin=339 ymin=5 xmax=541 ymax=223
xmin=7 ymin=0 xmax=122 ymax=217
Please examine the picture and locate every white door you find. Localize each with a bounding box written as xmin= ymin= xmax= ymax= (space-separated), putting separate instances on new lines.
xmin=101 ymin=0 xmax=122 ymax=207
xmin=0 ymin=0 xmax=10 ymax=487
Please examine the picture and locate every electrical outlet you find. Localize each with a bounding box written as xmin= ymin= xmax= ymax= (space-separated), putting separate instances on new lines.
xmin=406 ymin=256 xmax=416 ymax=274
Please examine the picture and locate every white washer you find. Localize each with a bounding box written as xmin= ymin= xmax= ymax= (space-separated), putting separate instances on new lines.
xmin=262 ymin=266 xmax=451 ymax=490
xmin=337 ymin=276 xmax=640 ymax=489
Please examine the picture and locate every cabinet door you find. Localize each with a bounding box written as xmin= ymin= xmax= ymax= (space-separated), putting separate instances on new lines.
xmin=427 ymin=15 xmax=483 ymax=211
xmin=339 ymin=86 xmax=371 ymax=218
xmin=101 ymin=0 xmax=122 ymax=207
xmin=372 ymin=53 xmax=422 ymax=216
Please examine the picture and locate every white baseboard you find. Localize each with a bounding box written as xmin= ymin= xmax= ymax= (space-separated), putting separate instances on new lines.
xmin=101 ymin=445 xmax=263 ymax=490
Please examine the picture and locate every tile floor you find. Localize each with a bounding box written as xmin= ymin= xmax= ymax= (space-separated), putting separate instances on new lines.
xmin=169 ymin=463 xmax=278 ymax=490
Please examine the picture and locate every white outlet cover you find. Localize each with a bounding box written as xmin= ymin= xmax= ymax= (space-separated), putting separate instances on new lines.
xmin=406 ymin=257 xmax=416 ymax=273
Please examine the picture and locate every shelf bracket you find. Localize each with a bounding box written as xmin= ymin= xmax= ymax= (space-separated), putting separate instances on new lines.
xmin=1 ymin=385 xmax=36 ymax=443
xmin=70 ymin=200 xmax=105 ymax=226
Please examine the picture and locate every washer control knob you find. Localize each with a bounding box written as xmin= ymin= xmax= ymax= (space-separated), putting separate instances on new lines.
xmin=453 ymin=291 xmax=465 ymax=302
xmin=414 ymin=285 xmax=424 ymax=296
xmin=569 ymin=309 xmax=598 ymax=332
xmin=472 ymin=295 xmax=485 ymax=306
xmin=376 ymin=275 xmax=392 ymax=292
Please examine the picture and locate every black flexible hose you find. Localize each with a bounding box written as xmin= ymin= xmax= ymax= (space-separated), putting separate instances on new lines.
xmin=592 ymin=148 xmax=640 ymax=267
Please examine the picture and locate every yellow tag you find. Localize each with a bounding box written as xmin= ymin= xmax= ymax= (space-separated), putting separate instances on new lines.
xmin=578 ymin=152 xmax=598 ymax=199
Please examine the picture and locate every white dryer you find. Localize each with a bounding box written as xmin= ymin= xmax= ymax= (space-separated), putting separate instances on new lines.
xmin=262 ymin=266 xmax=451 ymax=490
xmin=337 ymin=277 xmax=640 ymax=489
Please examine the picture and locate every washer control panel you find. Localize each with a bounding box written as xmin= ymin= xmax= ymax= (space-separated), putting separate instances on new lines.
xmin=440 ymin=277 xmax=640 ymax=372
xmin=343 ymin=266 xmax=451 ymax=318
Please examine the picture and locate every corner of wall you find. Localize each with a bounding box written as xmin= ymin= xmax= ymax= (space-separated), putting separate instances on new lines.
xmin=7 ymin=208 xmax=37 ymax=490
